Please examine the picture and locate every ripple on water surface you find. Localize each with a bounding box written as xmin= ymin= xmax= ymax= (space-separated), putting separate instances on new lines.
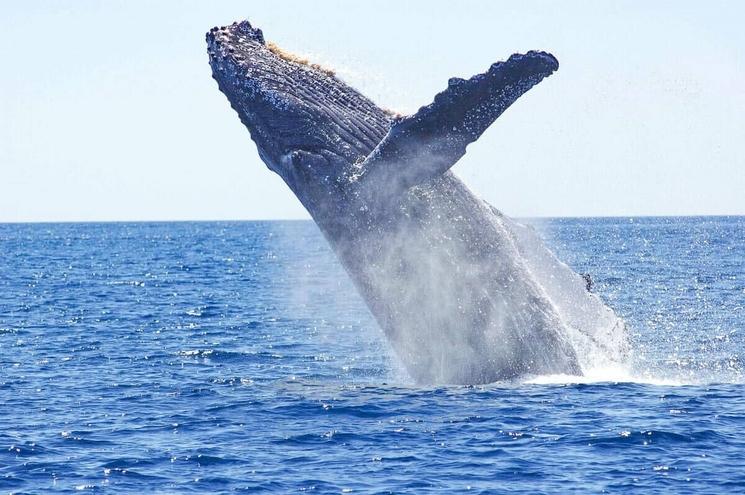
xmin=1 ymin=219 xmax=745 ymax=493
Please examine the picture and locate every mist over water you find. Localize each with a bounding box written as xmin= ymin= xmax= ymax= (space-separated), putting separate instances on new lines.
xmin=337 ymin=171 xmax=630 ymax=385
xmin=2 ymin=217 xmax=744 ymax=492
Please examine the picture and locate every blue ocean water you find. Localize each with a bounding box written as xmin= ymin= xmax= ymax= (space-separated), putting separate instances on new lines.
xmin=1 ymin=217 xmax=744 ymax=493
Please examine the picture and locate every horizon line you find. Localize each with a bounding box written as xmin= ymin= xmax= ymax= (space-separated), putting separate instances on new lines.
xmin=2 ymin=213 xmax=744 ymax=225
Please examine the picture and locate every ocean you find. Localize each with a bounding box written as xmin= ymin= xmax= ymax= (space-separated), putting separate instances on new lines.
xmin=1 ymin=217 xmax=744 ymax=493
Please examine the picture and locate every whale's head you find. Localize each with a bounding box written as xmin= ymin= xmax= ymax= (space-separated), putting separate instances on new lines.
xmin=207 ymin=21 xmax=391 ymax=199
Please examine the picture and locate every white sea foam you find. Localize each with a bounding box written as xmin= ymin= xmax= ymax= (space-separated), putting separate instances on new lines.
xmin=524 ymin=366 xmax=688 ymax=387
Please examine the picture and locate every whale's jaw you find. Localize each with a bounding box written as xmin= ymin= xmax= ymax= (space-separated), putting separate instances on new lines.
xmin=207 ymin=20 xmax=627 ymax=384
xmin=207 ymin=20 xmax=390 ymax=207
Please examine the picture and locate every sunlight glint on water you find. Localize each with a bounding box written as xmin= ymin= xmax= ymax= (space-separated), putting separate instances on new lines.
xmin=1 ymin=217 xmax=744 ymax=493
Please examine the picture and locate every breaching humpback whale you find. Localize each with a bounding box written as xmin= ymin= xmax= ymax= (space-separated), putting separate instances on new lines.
xmin=207 ymin=20 xmax=628 ymax=384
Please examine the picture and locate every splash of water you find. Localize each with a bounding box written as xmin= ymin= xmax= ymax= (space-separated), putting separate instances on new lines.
xmin=338 ymin=170 xmax=633 ymax=385
xmin=502 ymin=215 xmax=631 ymax=373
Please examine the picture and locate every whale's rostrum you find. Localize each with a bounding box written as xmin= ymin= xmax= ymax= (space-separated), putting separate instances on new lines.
xmin=207 ymin=20 xmax=629 ymax=384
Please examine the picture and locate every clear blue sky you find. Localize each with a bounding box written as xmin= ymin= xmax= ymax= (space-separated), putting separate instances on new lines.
xmin=1 ymin=1 xmax=743 ymax=222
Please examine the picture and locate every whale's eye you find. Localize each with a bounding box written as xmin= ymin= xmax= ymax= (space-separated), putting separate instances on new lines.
xmin=284 ymin=149 xmax=329 ymax=173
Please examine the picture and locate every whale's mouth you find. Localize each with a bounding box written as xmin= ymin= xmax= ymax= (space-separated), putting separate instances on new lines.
xmin=207 ymin=20 xmax=392 ymax=183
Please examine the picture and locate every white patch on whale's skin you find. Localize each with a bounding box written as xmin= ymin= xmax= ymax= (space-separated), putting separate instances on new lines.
xmin=207 ymin=20 xmax=629 ymax=385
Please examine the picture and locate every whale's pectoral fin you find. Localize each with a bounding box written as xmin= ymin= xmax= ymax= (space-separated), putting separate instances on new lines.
xmin=358 ymin=51 xmax=558 ymax=194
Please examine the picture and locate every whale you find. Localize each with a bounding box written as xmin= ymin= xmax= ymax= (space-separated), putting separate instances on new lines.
xmin=207 ymin=20 xmax=628 ymax=384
